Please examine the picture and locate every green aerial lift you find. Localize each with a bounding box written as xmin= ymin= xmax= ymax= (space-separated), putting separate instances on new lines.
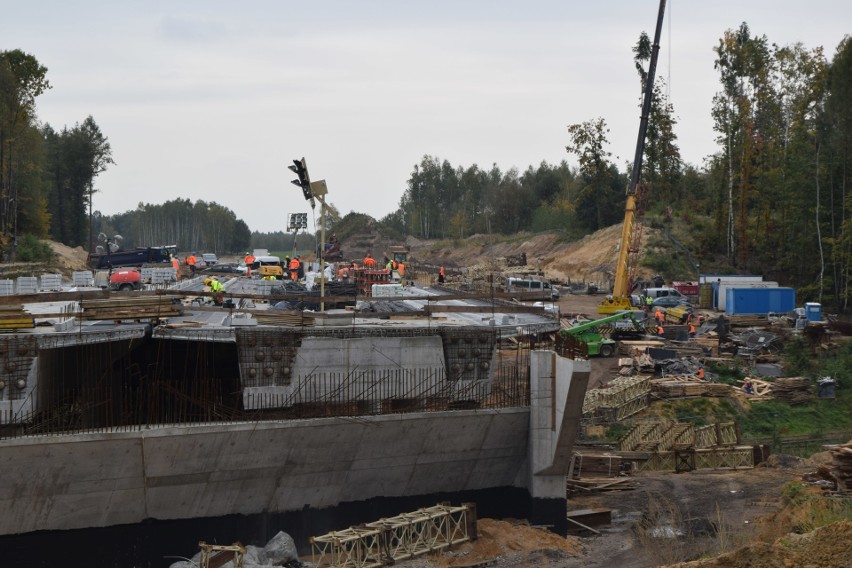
xmin=560 ymin=311 xmax=647 ymax=357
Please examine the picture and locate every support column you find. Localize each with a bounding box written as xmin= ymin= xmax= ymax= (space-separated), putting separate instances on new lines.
xmin=527 ymin=351 xmax=591 ymax=533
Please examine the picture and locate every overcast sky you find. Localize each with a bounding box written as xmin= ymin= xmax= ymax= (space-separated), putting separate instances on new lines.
xmin=4 ymin=1 xmax=850 ymax=233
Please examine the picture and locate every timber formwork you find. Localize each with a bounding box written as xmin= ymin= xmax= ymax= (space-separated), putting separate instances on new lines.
xmin=311 ymin=503 xmax=475 ymax=568
xmin=616 ymin=421 xmax=751 ymax=472
xmin=619 ymin=421 xmax=739 ymax=452
xmin=582 ymin=375 xmax=651 ymax=421
xmin=640 ymin=446 xmax=755 ymax=471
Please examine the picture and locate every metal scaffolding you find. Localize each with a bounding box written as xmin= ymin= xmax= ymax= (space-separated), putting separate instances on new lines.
xmin=311 ymin=503 xmax=476 ymax=568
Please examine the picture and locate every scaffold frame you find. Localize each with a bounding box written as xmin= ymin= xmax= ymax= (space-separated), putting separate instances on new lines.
xmin=311 ymin=503 xmax=475 ymax=568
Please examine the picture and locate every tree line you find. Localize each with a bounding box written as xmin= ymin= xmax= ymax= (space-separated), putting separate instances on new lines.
xmin=0 ymin=49 xmax=114 ymax=257
xmin=380 ymin=28 xmax=852 ymax=309
xmin=5 ymin=26 xmax=852 ymax=309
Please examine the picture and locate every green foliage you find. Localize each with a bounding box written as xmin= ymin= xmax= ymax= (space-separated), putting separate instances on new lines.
xmin=781 ymin=481 xmax=806 ymax=505
xmin=783 ymin=336 xmax=816 ymax=377
xmin=605 ymin=422 xmax=630 ymax=441
xmin=710 ymin=362 xmax=744 ymax=386
xmin=15 ymin=234 xmax=54 ymax=262
xmin=821 ymin=341 xmax=852 ymax=389
xmin=738 ymin=389 xmax=852 ymax=439
xmin=96 ymin=198 xmax=250 ymax=254
xmin=529 ymin=204 xmax=576 ymax=235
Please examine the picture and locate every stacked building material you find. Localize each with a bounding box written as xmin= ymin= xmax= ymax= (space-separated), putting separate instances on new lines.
xmin=0 ymin=305 xmax=35 ymax=330
xmin=568 ymin=453 xmax=636 ymax=478
xmin=728 ymin=315 xmax=769 ymax=327
xmin=582 ymin=375 xmax=652 ymax=417
xmin=252 ymin=310 xmax=315 ymax=326
xmin=826 ymin=442 xmax=852 ymax=494
xmin=565 ymin=477 xmax=637 ymax=494
xmin=650 ymin=377 xmax=731 ymax=398
xmin=619 ymin=340 xmax=665 ymax=356
xmin=770 ymin=377 xmax=812 ymax=405
xmin=80 ymin=296 xmax=183 ymax=321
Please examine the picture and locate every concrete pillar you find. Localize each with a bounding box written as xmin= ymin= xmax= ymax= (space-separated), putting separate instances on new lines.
xmin=527 ymin=351 xmax=591 ymax=532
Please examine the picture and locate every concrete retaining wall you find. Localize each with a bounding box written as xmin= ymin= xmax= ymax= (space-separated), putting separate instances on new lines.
xmin=0 ymin=408 xmax=529 ymax=536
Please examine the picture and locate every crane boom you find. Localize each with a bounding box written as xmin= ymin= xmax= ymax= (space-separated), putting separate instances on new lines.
xmin=599 ymin=0 xmax=667 ymax=315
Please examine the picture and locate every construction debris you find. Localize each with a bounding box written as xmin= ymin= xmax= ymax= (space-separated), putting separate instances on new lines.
xmin=825 ymin=442 xmax=852 ymax=494
xmin=769 ymin=376 xmax=812 ymax=405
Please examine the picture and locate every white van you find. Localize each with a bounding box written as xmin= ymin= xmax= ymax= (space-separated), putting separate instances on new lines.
xmin=645 ymin=287 xmax=684 ymax=299
xmin=506 ymin=277 xmax=560 ymax=300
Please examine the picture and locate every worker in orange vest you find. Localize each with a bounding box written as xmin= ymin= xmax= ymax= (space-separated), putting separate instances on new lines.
xmin=289 ymin=255 xmax=300 ymax=281
xmin=438 ymin=265 xmax=445 ymax=284
xmin=688 ymin=322 xmax=697 ymax=338
xmin=338 ymin=264 xmax=351 ymax=283
xmin=657 ymin=324 xmax=665 ymax=338
xmin=244 ymin=252 xmax=255 ymax=278
xmin=171 ymin=255 xmax=180 ymax=280
xmin=654 ymin=308 xmax=664 ymax=324
xmin=187 ymin=252 xmax=197 ymax=275
xmin=363 ymin=253 xmax=376 ymax=268
xmin=697 ymin=365 xmax=705 ymax=380
xmin=398 ymin=261 xmax=405 ymax=278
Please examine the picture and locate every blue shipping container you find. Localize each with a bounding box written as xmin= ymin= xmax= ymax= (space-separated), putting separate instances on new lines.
xmin=725 ymin=287 xmax=796 ymax=315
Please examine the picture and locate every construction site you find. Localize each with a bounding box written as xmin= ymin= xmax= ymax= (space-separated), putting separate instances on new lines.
xmin=0 ymin=218 xmax=847 ymax=568
xmin=2 ymin=3 xmax=850 ymax=565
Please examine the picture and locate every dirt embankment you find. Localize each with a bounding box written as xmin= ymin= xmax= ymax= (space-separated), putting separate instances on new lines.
xmin=384 ymin=224 xmax=662 ymax=287
xmin=0 ymin=240 xmax=89 ymax=280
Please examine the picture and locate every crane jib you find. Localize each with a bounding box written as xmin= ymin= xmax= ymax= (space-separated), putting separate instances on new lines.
xmin=628 ymin=0 xmax=667 ymax=196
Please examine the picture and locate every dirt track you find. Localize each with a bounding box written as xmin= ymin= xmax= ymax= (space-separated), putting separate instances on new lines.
xmin=396 ymin=458 xmax=825 ymax=568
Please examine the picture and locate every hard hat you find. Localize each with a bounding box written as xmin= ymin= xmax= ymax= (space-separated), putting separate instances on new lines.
xmin=204 ymin=278 xmax=212 ymax=285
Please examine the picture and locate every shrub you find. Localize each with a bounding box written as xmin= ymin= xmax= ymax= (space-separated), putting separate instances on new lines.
xmin=15 ymin=235 xmax=55 ymax=263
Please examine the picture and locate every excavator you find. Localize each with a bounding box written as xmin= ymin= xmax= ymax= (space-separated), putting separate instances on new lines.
xmin=598 ymin=0 xmax=667 ymax=315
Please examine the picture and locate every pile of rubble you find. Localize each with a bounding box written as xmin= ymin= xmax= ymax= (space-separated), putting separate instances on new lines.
xmin=826 ymin=442 xmax=852 ymax=494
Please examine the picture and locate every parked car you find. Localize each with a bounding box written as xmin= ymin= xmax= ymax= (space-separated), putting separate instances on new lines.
xmin=202 ymin=253 xmax=218 ymax=266
xmin=651 ymin=296 xmax=692 ymax=308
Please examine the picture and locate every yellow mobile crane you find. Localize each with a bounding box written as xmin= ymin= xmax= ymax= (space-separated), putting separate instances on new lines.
xmin=598 ymin=0 xmax=667 ymax=315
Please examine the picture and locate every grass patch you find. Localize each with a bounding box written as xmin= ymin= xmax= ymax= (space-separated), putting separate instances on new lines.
xmin=738 ymin=389 xmax=852 ymax=439
xmin=778 ymin=482 xmax=852 ymax=534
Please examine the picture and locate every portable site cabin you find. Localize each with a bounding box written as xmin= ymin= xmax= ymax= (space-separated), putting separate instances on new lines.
xmin=725 ymin=287 xmax=795 ymax=315
xmin=717 ymin=282 xmax=778 ymax=311
xmin=700 ymin=275 xmax=765 ymax=310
